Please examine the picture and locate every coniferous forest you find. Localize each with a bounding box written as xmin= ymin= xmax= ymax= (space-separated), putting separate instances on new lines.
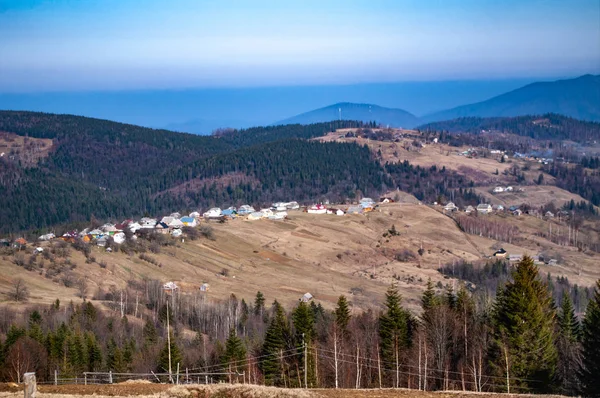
xmin=1 ymin=257 xmax=599 ymax=396
xmin=0 ymin=111 xmax=480 ymax=234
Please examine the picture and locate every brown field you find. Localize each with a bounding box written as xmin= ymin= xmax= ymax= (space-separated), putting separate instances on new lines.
xmin=0 ymin=132 xmax=53 ymax=166
xmin=316 ymin=131 xmax=556 ymax=187
xmin=474 ymin=185 xmax=587 ymax=209
xmin=0 ymin=383 xmax=569 ymax=398
xmin=2 ymin=202 xmax=599 ymax=315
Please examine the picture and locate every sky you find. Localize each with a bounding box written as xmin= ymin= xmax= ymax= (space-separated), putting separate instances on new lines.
xmin=0 ymin=0 xmax=599 ymax=92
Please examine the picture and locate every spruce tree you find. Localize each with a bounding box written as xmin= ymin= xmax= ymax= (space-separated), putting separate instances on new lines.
xmin=157 ymin=331 xmax=182 ymax=376
xmin=580 ymin=280 xmax=600 ymax=397
xmin=422 ymin=278 xmax=437 ymax=311
xmin=254 ymin=291 xmax=266 ymax=316
xmin=223 ymin=328 xmax=246 ymax=378
xmin=85 ymin=332 xmax=102 ymax=372
xmin=143 ymin=319 xmax=158 ymax=346
xmin=491 ymin=256 xmax=557 ymax=393
xmin=379 ymin=284 xmax=412 ymax=388
xmin=334 ymin=295 xmax=351 ymax=336
xmin=556 ymin=293 xmax=581 ymax=395
xmin=292 ymin=301 xmax=316 ymax=387
xmin=260 ymin=301 xmax=288 ymax=386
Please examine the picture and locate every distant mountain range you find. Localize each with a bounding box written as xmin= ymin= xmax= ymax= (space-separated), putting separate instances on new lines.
xmin=422 ymin=74 xmax=600 ymax=123
xmin=277 ymin=75 xmax=600 ymax=127
xmin=276 ymin=102 xmax=421 ymax=128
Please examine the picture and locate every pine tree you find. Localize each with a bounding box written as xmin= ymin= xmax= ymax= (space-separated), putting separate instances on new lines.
xmin=444 ymin=285 xmax=456 ymax=310
xmin=580 ymin=280 xmax=600 ymax=397
xmin=27 ymin=311 xmax=44 ymax=344
xmin=379 ymin=284 xmax=412 ymax=388
xmin=254 ymin=291 xmax=266 ymax=316
xmin=85 ymin=332 xmax=102 ymax=372
xmin=292 ymin=301 xmax=316 ymax=387
xmin=556 ymin=293 xmax=581 ymax=395
xmin=223 ymin=328 xmax=246 ymax=381
xmin=491 ymin=256 xmax=557 ymax=393
xmin=422 ymin=278 xmax=437 ymax=311
xmin=260 ymin=301 xmax=288 ymax=386
xmin=143 ymin=319 xmax=158 ymax=346
xmin=157 ymin=331 xmax=182 ymax=375
xmin=334 ymin=295 xmax=351 ymax=335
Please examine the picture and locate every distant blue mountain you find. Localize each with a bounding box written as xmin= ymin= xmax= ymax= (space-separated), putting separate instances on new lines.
xmin=276 ymin=102 xmax=420 ymax=128
xmin=423 ymin=74 xmax=600 ymax=123
xmin=0 ymin=79 xmax=539 ymax=133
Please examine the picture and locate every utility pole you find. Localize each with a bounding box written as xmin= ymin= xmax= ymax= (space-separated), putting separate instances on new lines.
xmin=303 ymin=333 xmax=307 ymax=389
xmin=167 ymin=299 xmax=173 ymax=383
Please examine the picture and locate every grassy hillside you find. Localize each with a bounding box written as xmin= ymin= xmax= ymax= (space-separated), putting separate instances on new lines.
xmin=277 ymin=102 xmax=420 ymax=128
xmin=424 ymin=74 xmax=600 ymax=123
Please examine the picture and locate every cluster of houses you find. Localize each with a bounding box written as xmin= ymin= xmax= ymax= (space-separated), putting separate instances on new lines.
xmin=5 ymin=197 xmax=396 ymax=250
xmin=442 ymin=200 xmax=563 ymax=220
xmin=492 ymin=248 xmax=558 ymax=266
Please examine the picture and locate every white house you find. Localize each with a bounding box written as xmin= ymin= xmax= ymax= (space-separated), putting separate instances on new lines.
xmin=163 ymin=281 xmax=179 ymax=291
xmin=300 ymin=292 xmax=313 ymax=302
xmin=269 ymin=211 xmax=287 ymax=220
xmin=260 ymin=208 xmax=274 ymax=217
xmin=171 ymin=229 xmax=183 ymax=237
xmin=203 ymin=208 xmax=222 ymax=218
xmin=113 ymin=232 xmax=126 ymax=245
xmin=493 ymin=186 xmax=505 ymax=193
xmin=169 ymin=218 xmax=184 ymax=229
xmin=477 ymin=204 xmax=493 ymax=214
xmin=128 ymin=222 xmax=142 ymax=233
xmin=465 ymin=205 xmax=475 ymax=214
xmin=247 ymin=212 xmax=264 ymax=221
xmin=38 ymin=233 xmax=56 ymax=241
xmin=444 ymin=202 xmax=457 ymax=212
xmin=286 ymin=201 xmax=300 ymax=210
xmin=271 ymin=202 xmax=288 ymax=211
xmin=307 ymin=204 xmax=327 ymax=214
xmin=505 ymin=186 xmax=514 ymax=192
xmin=189 ymin=211 xmax=201 ymax=219
xmin=237 ymin=205 xmax=255 ymax=215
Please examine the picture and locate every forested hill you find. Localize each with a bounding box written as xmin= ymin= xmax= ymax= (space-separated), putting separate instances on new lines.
xmin=417 ymin=113 xmax=600 ymax=142
xmin=0 ymin=111 xmax=378 ymax=233
xmin=276 ymin=102 xmax=420 ymax=128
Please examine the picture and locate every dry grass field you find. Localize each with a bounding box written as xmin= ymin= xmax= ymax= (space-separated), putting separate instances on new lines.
xmin=0 ymin=383 xmax=569 ymax=398
xmin=0 ymin=132 xmax=53 ymax=166
xmin=316 ymin=130 xmax=557 ymax=187
xmin=2 ymin=202 xmax=599 ymax=314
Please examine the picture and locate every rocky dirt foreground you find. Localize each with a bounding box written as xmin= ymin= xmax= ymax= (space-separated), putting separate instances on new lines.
xmin=0 ymin=383 xmax=568 ymax=398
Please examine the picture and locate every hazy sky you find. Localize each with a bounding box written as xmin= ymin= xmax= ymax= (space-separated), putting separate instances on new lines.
xmin=0 ymin=0 xmax=599 ymax=92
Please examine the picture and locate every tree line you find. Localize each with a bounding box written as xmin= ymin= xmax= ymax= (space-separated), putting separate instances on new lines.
xmin=1 ymin=257 xmax=600 ymax=396
xmin=419 ymin=114 xmax=600 ymax=143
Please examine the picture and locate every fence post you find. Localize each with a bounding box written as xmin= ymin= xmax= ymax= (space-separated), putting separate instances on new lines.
xmin=176 ymin=363 xmax=180 ymax=385
xmin=109 ymin=371 xmax=113 ymax=384
xmin=205 ymin=375 xmax=208 ymax=385
xmin=84 ymin=373 xmax=87 ymax=386
xmin=54 ymin=370 xmax=57 ymax=386
xmin=24 ymin=372 xmax=36 ymax=398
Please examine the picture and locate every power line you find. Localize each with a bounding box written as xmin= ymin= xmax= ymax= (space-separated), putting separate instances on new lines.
xmin=311 ymin=346 xmax=543 ymax=384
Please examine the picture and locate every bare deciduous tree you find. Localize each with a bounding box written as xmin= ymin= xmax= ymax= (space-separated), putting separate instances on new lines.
xmin=8 ymin=278 xmax=29 ymax=302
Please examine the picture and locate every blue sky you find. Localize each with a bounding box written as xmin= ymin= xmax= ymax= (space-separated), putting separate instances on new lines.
xmin=0 ymin=0 xmax=599 ymax=92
